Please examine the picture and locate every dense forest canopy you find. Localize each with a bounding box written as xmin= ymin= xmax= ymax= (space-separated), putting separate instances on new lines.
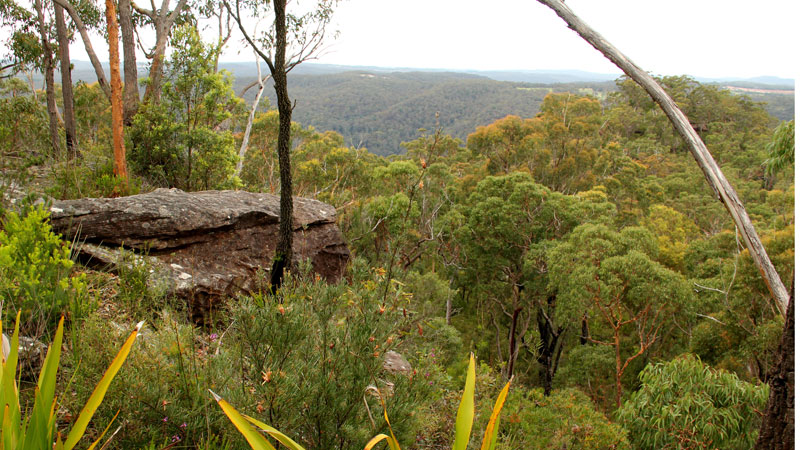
xmin=0 ymin=6 xmax=794 ymax=449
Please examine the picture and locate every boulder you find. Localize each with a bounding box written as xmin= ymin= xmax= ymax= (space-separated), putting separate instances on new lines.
xmin=49 ymin=188 xmax=349 ymax=311
xmin=383 ymin=350 xmax=413 ymax=374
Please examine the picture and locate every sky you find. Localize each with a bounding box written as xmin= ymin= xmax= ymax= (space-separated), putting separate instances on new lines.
xmin=70 ymin=0 xmax=798 ymax=80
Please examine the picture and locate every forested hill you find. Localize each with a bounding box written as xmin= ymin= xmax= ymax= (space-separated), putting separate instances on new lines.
xmin=61 ymin=61 xmax=794 ymax=155
xmin=231 ymin=67 xmax=793 ymax=155
xmin=244 ymin=71 xmax=617 ymax=155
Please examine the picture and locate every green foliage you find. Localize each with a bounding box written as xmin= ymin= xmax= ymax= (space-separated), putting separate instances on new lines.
xmin=130 ymin=25 xmax=242 ymax=191
xmin=213 ymin=353 xmax=512 ymax=450
xmin=46 ymin=156 xmax=141 ymax=200
xmin=111 ymin=248 xmax=172 ymax=321
xmin=548 ymin=223 xmax=694 ymax=406
xmin=494 ymin=388 xmax=630 ymax=449
xmin=219 ymin=266 xmax=434 ymax=449
xmin=0 ymin=205 xmax=89 ymax=335
xmin=763 ymin=119 xmax=794 ymax=175
xmin=0 ymin=78 xmax=49 ymax=156
xmin=617 ymin=355 xmax=768 ymax=449
xmin=64 ymin=310 xmax=234 ymax=449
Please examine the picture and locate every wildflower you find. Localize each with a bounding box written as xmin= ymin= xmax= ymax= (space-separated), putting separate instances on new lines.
xmin=209 ymin=333 xmax=219 ymax=342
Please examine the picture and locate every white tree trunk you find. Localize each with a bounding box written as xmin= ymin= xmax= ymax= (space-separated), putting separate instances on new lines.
xmin=235 ymin=55 xmax=270 ymax=178
xmin=536 ymin=0 xmax=789 ymax=314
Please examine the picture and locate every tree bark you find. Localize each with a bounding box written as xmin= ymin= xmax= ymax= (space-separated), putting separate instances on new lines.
xmin=54 ymin=2 xmax=78 ymax=158
xmin=118 ymin=0 xmax=139 ymax=125
xmin=35 ymin=0 xmax=61 ymax=156
xmin=505 ymin=305 xmax=522 ymax=380
xmin=106 ymin=0 xmax=127 ymax=183
xmin=536 ymin=0 xmax=789 ymax=315
xmin=754 ymin=278 xmax=794 ymax=450
xmin=536 ymin=295 xmax=565 ymax=396
xmin=135 ymin=0 xmax=189 ymax=105
xmin=268 ymin=0 xmax=293 ymax=291
xmin=51 ymin=0 xmax=112 ymax=101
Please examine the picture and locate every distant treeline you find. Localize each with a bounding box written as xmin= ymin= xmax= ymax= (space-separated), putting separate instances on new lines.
xmin=245 ymin=72 xmax=621 ymax=155
xmin=230 ymin=70 xmax=794 ymax=155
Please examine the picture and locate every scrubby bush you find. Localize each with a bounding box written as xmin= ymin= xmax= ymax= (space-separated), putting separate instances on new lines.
xmin=64 ymin=310 xmax=236 ymax=449
xmin=64 ymin=260 xmax=440 ymax=449
xmin=219 ymin=264 xmax=437 ymax=449
xmin=617 ymin=355 xmax=768 ymax=449
xmin=0 ymin=78 xmax=49 ymax=157
xmin=490 ymin=387 xmax=630 ymax=449
xmin=0 ymin=205 xmax=90 ymax=336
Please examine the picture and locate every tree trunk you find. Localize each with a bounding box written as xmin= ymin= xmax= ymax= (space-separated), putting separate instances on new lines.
xmin=505 ymin=305 xmax=522 ymax=380
xmin=54 ymin=3 xmax=78 ymax=158
xmin=235 ymin=55 xmax=269 ymax=177
xmin=35 ymin=0 xmax=61 ymax=156
xmin=613 ymin=329 xmax=623 ymax=408
xmin=536 ymin=0 xmax=789 ymax=315
xmin=51 ymin=0 xmax=111 ymax=101
xmin=143 ymin=31 xmax=168 ymax=105
xmin=537 ymin=295 xmax=565 ymax=396
xmin=268 ymin=0 xmax=293 ymax=291
xmin=118 ymin=0 xmax=139 ymax=125
xmin=137 ymin=0 xmax=189 ymax=105
xmin=755 ymin=279 xmax=794 ymax=449
xmin=106 ymin=0 xmax=127 ymax=184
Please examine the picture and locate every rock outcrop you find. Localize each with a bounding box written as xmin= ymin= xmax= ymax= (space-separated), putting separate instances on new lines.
xmin=49 ymin=189 xmax=349 ymax=311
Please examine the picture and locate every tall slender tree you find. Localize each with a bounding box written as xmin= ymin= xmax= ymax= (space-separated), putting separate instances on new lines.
xmin=223 ymin=0 xmax=337 ymax=290
xmin=106 ymin=0 xmax=127 ymax=183
xmin=118 ymin=0 xmax=139 ymax=124
xmin=53 ymin=2 xmax=78 ymax=157
xmin=33 ymin=0 xmax=59 ymax=155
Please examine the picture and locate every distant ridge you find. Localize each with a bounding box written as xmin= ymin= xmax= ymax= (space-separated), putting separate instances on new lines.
xmin=48 ymin=61 xmax=795 ymax=155
xmin=64 ymin=60 xmax=795 ymax=89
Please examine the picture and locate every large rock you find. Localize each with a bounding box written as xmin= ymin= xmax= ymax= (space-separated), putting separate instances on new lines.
xmin=49 ymin=189 xmax=349 ymax=311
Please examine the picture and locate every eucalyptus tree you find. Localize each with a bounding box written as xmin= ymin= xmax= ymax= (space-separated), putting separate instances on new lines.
xmin=53 ymin=2 xmax=77 ymax=156
xmin=223 ymin=0 xmax=338 ymax=290
xmin=548 ymin=223 xmax=693 ymax=407
xmin=455 ymin=172 xmax=611 ymax=383
xmin=32 ymin=0 xmax=59 ymax=155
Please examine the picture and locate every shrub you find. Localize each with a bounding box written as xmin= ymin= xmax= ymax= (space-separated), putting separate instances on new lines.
xmin=492 ymin=387 xmax=631 ymax=449
xmin=63 ymin=310 xmax=235 ymax=449
xmin=218 ymin=267 xmax=435 ymax=449
xmin=617 ymin=355 xmax=768 ymax=449
xmin=0 ymin=205 xmax=90 ymax=336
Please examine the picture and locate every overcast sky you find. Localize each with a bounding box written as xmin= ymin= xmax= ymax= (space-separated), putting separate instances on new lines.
xmin=73 ymin=0 xmax=798 ymax=79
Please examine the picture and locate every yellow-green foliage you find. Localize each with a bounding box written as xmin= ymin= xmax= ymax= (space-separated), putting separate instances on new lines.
xmin=0 ymin=205 xmax=89 ymax=334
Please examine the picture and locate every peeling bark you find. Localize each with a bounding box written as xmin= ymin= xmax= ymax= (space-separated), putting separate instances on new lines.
xmin=106 ymin=0 xmax=127 ymax=182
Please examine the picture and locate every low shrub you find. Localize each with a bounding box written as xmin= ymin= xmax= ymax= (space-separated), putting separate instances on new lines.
xmin=617 ymin=355 xmax=768 ymax=449
xmin=0 ymin=205 xmax=91 ymax=336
